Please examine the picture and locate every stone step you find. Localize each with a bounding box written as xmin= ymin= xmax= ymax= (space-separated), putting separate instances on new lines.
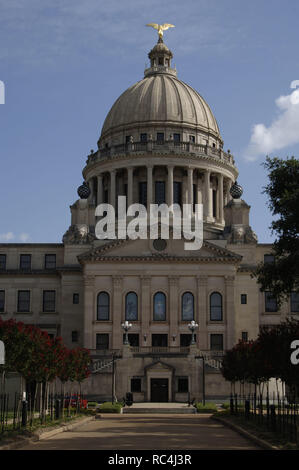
xmin=123 ymin=407 xmax=197 ymax=414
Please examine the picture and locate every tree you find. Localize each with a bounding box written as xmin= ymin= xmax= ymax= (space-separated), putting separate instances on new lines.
xmin=254 ymin=156 xmax=299 ymax=305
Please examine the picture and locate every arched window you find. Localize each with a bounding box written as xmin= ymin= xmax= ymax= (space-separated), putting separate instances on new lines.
xmin=97 ymin=292 xmax=110 ymax=321
xmin=153 ymin=292 xmax=166 ymax=321
xmin=125 ymin=292 xmax=138 ymax=321
xmin=181 ymin=292 xmax=194 ymax=321
xmin=210 ymin=292 xmax=223 ymax=321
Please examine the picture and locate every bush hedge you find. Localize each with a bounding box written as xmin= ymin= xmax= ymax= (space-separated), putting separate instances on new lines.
xmin=195 ymin=402 xmax=218 ymax=413
xmin=98 ymin=402 xmax=123 ymax=413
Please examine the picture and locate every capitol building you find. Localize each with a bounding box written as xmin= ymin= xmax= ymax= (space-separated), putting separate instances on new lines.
xmin=0 ymin=34 xmax=294 ymax=402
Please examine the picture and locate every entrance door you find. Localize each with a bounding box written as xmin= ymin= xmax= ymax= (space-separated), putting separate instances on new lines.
xmin=151 ymin=378 xmax=169 ymax=402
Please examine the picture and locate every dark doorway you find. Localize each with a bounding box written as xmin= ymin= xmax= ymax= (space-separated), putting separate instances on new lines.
xmin=151 ymin=378 xmax=169 ymax=402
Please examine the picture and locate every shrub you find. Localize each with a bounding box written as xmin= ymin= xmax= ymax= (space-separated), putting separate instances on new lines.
xmin=195 ymin=402 xmax=218 ymax=413
xmin=98 ymin=402 xmax=123 ymax=413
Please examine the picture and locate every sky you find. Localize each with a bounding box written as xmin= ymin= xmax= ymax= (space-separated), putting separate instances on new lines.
xmin=0 ymin=0 xmax=299 ymax=244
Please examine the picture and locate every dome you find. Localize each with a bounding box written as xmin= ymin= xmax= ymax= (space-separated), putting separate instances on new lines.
xmin=99 ymin=39 xmax=221 ymax=145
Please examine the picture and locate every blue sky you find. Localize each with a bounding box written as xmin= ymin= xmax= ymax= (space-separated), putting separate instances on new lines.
xmin=0 ymin=0 xmax=299 ymax=244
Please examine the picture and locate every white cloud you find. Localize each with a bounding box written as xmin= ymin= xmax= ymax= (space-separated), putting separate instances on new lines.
xmin=245 ymin=86 xmax=299 ymax=161
xmin=19 ymin=233 xmax=30 ymax=242
xmin=0 ymin=232 xmax=15 ymax=241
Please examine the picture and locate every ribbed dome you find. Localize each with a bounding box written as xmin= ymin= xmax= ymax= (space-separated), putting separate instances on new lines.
xmin=100 ymin=74 xmax=220 ymax=140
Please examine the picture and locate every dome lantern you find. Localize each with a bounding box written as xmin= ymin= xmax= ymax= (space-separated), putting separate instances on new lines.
xmin=145 ymin=37 xmax=176 ymax=77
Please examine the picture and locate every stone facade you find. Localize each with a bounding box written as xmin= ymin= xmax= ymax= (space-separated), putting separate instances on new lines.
xmin=0 ymin=37 xmax=297 ymax=402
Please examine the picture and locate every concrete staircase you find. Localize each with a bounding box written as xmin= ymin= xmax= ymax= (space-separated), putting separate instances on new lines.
xmin=122 ymin=403 xmax=197 ymax=414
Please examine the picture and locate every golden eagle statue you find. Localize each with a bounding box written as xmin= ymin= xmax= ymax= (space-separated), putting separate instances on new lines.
xmin=146 ymin=23 xmax=175 ymax=40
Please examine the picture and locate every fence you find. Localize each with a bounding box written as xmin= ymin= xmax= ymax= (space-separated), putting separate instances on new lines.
xmin=230 ymin=392 xmax=299 ymax=444
xmin=0 ymin=391 xmax=87 ymax=434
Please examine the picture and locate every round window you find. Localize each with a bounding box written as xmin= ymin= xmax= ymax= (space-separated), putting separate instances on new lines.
xmin=153 ymin=239 xmax=167 ymax=251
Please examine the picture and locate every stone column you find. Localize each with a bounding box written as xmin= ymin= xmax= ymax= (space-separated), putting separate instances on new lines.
xmin=127 ymin=167 xmax=134 ymax=207
xmin=187 ymin=167 xmax=193 ymax=207
xmin=169 ymin=276 xmax=179 ymax=346
xmin=83 ymin=275 xmax=95 ymax=350
xmin=197 ymin=275 xmax=208 ymax=350
xmin=147 ymin=166 xmax=153 ymax=212
xmin=110 ymin=170 xmax=116 ymax=208
xmin=204 ymin=170 xmax=213 ymax=221
xmin=141 ymin=276 xmax=151 ymax=345
xmin=167 ymin=165 xmax=174 ymax=207
xmin=225 ymin=275 xmax=236 ymax=349
xmin=88 ymin=178 xmax=94 ymax=204
xmin=197 ymin=175 xmax=203 ymax=205
xmin=218 ymin=173 xmax=224 ymax=224
xmin=112 ymin=275 xmax=123 ymax=350
xmin=97 ymin=174 xmax=103 ymax=206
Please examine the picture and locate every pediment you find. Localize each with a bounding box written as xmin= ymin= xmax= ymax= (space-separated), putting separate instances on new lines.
xmin=144 ymin=361 xmax=175 ymax=372
xmin=78 ymin=236 xmax=242 ymax=264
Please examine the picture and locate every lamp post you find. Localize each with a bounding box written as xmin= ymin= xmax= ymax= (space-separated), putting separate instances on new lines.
xmin=188 ymin=320 xmax=198 ymax=345
xmin=121 ymin=320 xmax=132 ymax=345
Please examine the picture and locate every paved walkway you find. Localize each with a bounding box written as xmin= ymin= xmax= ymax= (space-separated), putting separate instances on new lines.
xmin=20 ymin=414 xmax=260 ymax=450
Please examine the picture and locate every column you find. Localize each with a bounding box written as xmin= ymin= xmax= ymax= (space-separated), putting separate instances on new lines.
xmin=88 ymin=178 xmax=94 ymax=204
xmin=187 ymin=167 xmax=193 ymax=207
xmin=167 ymin=165 xmax=174 ymax=207
xmin=112 ymin=276 xmax=123 ymax=349
xmin=197 ymin=175 xmax=202 ymax=205
xmin=218 ymin=173 xmax=224 ymax=224
xmin=97 ymin=174 xmax=103 ymax=205
xmin=204 ymin=170 xmax=213 ymax=221
xmin=147 ymin=166 xmax=153 ymax=212
xmin=83 ymin=275 xmax=95 ymax=350
xmin=110 ymin=170 xmax=116 ymax=207
xmin=127 ymin=167 xmax=134 ymax=207
xmin=225 ymin=275 xmax=236 ymax=349
xmin=141 ymin=276 xmax=151 ymax=345
xmin=197 ymin=275 xmax=208 ymax=350
xmin=169 ymin=276 xmax=179 ymax=346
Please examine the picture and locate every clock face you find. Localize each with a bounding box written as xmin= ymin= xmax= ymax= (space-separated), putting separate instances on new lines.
xmin=153 ymin=238 xmax=167 ymax=251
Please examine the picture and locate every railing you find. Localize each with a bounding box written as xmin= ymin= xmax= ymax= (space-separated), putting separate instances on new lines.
xmin=230 ymin=392 xmax=299 ymax=444
xmin=131 ymin=346 xmax=190 ymax=354
xmin=86 ymin=141 xmax=235 ymax=167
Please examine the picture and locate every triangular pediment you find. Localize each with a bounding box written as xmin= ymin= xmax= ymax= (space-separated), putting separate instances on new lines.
xmin=78 ymin=236 xmax=242 ymax=264
xmin=145 ymin=361 xmax=175 ymax=372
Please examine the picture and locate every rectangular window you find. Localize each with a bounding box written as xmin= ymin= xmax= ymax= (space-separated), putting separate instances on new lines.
xmin=17 ymin=290 xmax=30 ymax=312
xmin=265 ymin=291 xmax=278 ymax=312
xmin=140 ymin=133 xmax=147 ymax=142
xmin=180 ymin=334 xmax=196 ymax=347
xmin=157 ymin=132 xmax=164 ymax=142
xmin=155 ymin=181 xmax=166 ymax=205
xmin=241 ymin=331 xmax=248 ymax=342
xmin=173 ymin=182 xmax=182 ymax=206
xmin=43 ymin=290 xmax=56 ymax=312
xmin=131 ymin=378 xmax=141 ymax=393
xmin=264 ymin=254 xmax=275 ymax=264
xmin=0 ymin=291 xmax=5 ymax=312
xmin=96 ymin=333 xmax=109 ymax=350
xmin=173 ymin=133 xmax=180 ymax=143
xmin=20 ymin=254 xmax=31 ymax=270
xmin=241 ymin=294 xmax=247 ymax=305
xmin=152 ymin=334 xmax=168 ymax=347
xmin=189 ymin=135 xmax=195 ymax=143
xmin=139 ymin=182 xmax=147 ymax=206
xmin=178 ymin=377 xmax=188 ymax=393
xmin=210 ymin=334 xmax=223 ymax=351
xmin=45 ymin=254 xmax=56 ymax=269
xmin=72 ymin=331 xmax=79 ymax=343
xmin=291 ymin=292 xmax=299 ymax=313
xmin=73 ymin=293 xmax=79 ymax=304
xmin=123 ymin=333 xmax=139 ymax=347
xmin=0 ymin=254 xmax=6 ymax=270
xmin=125 ymin=135 xmax=131 ymax=144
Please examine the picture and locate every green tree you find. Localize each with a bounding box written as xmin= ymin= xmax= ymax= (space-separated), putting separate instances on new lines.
xmin=254 ymin=156 xmax=299 ymax=305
